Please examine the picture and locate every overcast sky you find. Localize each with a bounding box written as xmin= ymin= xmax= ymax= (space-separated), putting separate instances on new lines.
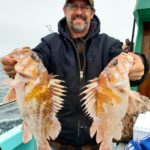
xmin=0 ymin=0 xmax=136 ymax=57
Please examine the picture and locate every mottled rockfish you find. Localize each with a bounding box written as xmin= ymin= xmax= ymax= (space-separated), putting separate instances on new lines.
xmin=81 ymin=52 xmax=135 ymax=150
xmin=3 ymin=47 xmax=66 ymax=150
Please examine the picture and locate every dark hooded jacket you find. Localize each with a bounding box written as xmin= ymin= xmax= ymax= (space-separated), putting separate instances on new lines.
xmin=32 ymin=15 xmax=149 ymax=146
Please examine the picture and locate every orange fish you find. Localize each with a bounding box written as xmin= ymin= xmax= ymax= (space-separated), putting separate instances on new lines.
xmin=3 ymin=47 xmax=66 ymax=150
xmin=81 ymin=52 xmax=134 ymax=150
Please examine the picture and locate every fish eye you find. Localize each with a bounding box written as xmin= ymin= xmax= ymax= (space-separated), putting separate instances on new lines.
xmin=108 ymin=59 xmax=118 ymax=68
xmin=31 ymin=53 xmax=39 ymax=62
xmin=112 ymin=60 xmax=118 ymax=66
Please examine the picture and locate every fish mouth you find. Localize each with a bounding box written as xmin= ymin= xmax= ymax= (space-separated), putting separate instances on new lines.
xmin=113 ymin=79 xmax=128 ymax=88
xmin=18 ymin=72 xmax=35 ymax=80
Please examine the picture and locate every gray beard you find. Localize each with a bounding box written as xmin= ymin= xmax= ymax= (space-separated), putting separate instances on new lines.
xmin=71 ymin=24 xmax=87 ymax=33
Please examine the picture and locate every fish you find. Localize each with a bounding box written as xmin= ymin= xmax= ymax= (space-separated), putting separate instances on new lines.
xmin=3 ymin=47 xmax=66 ymax=150
xmin=81 ymin=52 xmax=135 ymax=150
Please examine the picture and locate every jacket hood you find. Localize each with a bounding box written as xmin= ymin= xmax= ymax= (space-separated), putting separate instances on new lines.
xmin=58 ymin=15 xmax=101 ymax=39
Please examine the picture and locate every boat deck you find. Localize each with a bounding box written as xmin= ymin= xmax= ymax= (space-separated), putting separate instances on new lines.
xmin=0 ymin=125 xmax=127 ymax=150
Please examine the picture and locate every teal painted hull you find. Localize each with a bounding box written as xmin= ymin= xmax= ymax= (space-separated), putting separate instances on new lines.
xmin=0 ymin=125 xmax=118 ymax=150
xmin=0 ymin=125 xmax=37 ymax=150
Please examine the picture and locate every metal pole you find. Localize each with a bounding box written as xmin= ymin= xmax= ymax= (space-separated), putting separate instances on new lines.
xmin=129 ymin=18 xmax=136 ymax=52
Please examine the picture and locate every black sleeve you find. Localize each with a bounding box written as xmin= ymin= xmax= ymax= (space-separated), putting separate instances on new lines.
xmin=108 ymin=39 xmax=123 ymax=62
xmin=130 ymin=53 xmax=150 ymax=86
xmin=31 ymin=33 xmax=59 ymax=74
xmin=32 ymin=38 xmax=52 ymax=73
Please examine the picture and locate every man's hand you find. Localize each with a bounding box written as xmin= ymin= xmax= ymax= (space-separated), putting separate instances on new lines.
xmin=128 ymin=52 xmax=144 ymax=81
xmin=1 ymin=54 xmax=17 ymax=78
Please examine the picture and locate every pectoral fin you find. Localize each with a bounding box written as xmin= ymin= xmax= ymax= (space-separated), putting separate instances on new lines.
xmin=3 ymin=79 xmax=25 ymax=103
xmin=3 ymin=79 xmax=25 ymax=88
xmin=3 ymin=88 xmax=16 ymax=103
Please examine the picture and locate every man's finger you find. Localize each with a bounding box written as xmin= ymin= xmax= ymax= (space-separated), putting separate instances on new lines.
xmin=1 ymin=55 xmax=17 ymax=65
xmin=129 ymin=65 xmax=144 ymax=74
xmin=3 ymin=65 xmax=15 ymax=72
xmin=6 ymin=70 xmax=16 ymax=78
xmin=129 ymin=72 xmax=144 ymax=80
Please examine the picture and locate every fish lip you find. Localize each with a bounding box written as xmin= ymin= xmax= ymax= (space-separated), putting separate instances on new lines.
xmin=113 ymin=80 xmax=128 ymax=88
xmin=18 ymin=72 xmax=35 ymax=80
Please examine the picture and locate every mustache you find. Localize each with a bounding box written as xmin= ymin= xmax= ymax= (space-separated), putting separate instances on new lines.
xmin=71 ymin=14 xmax=87 ymax=21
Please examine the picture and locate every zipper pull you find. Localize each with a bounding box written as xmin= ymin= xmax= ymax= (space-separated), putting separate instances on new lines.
xmin=80 ymin=71 xmax=83 ymax=79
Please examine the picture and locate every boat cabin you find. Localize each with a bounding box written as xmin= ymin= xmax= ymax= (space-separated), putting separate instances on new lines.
xmin=134 ymin=0 xmax=150 ymax=98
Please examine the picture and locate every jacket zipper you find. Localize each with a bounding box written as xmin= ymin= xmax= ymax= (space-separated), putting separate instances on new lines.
xmin=70 ymin=39 xmax=85 ymax=146
xmin=82 ymin=40 xmax=87 ymax=80
xmin=71 ymin=39 xmax=83 ymax=80
xmin=65 ymin=37 xmax=90 ymax=146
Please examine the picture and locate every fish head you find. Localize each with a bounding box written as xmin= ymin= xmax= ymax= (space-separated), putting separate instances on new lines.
xmin=13 ymin=47 xmax=46 ymax=80
xmin=105 ymin=52 xmax=134 ymax=87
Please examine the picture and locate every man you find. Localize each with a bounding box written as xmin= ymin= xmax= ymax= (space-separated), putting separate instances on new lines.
xmin=1 ymin=0 xmax=149 ymax=149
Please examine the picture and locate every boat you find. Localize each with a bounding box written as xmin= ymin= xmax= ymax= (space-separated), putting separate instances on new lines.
xmin=0 ymin=125 xmax=37 ymax=150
